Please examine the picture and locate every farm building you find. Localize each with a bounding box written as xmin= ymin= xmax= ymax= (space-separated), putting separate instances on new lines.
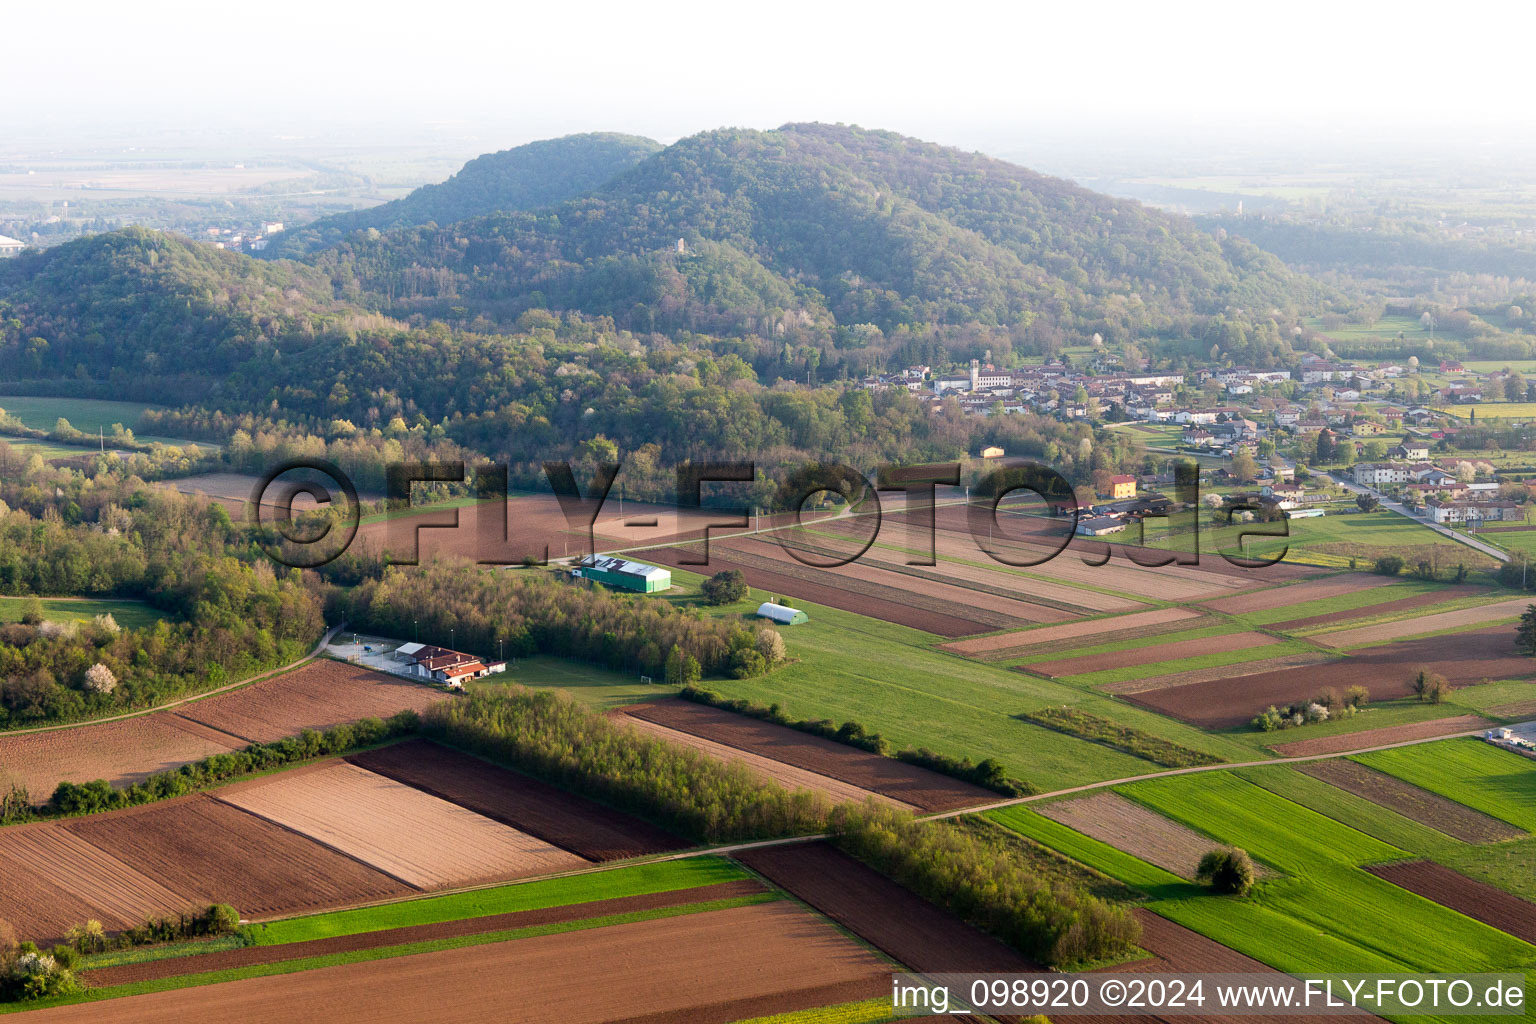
xmin=574 ymin=554 xmax=672 ymax=593
xmin=757 ymin=602 xmax=809 ymax=625
xmin=393 ymin=642 xmax=506 ymax=688
xmin=1076 ymin=515 xmax=1126 ymax=537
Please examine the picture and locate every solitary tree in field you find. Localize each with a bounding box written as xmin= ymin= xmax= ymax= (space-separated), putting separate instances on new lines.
xmin=1516 ymin=605 xmax=1536 ymax=657
xmin=1197 ymin=847 xmax=1256 ymax=895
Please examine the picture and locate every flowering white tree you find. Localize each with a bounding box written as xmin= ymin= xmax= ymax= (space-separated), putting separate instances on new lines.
xmin=84 ymin=663 xmax=117 ymax=694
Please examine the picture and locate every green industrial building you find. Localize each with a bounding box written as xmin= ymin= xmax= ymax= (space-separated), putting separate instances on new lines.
xmin=574 ymin=554 xmax=672 ymax=593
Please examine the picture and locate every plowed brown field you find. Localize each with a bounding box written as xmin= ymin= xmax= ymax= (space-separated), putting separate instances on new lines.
xmin=1296 ymin=760 xmax=1523 ymax=843
xmin=1028 ymin=631 xmax=1278 ymax=678
xmin=620 ymin=700 xmax=996 ymax=812
xmin=32 ymin=902 xmax=891 ymax=1024
xmin=1037 ymin=792 xmax=1228 ymax=879
xmin=178 ymin=660 xmax=450 ymax=743
xmin=346 ymin=739 xmax=687 ymax=860
xmin=1270 ymin=715 xmax=1494 ymax=756
xmin=735 ymin=840 xmax=1036 ymax=972
xmin=0 ymin=714 xmax=240 ymax=804
xmin=217 ymin=763 xmax=588 ymax=888
xmin=1126 ymin=629 xmax=1536 ymax=728
xmin=67 ymin=793 xmax=410 ymax=918
xmin=1368 ymin=861 xmax=1536 ymax=943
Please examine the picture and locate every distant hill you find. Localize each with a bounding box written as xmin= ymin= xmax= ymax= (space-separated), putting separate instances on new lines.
xmin=263 ymin=132 xmax=662 ymax=258
xmin=307 ymin=123 xmax=1330 ymax=351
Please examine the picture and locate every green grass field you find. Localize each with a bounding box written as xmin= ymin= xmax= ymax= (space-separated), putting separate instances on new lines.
xmin=0 ymin=596 xmax=165 ymax=630
xmin=1238 ymin=579 xmax=1448 ymax=626
xmin=1353 ymin=739 xmax=1536 ymax=832
xmin=1434 ymin=402 xmax=1536 ymax=422
xmin=0 ymin=395 xmax=158 ymax=433
xmin=1231 ymin=764 xmax=1461 ymax=854
xmin=728 ymin=999 xmax=896 ymax=1024
xmin=469 ymin=653 xmax=676 ymax=708
xmin=1051 ymin=639 xmax=1316 ymax=690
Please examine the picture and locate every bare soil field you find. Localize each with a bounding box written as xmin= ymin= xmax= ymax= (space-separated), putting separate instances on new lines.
xmin=35 ymin=902 xmax=891 ymax=1024
xmin=1296 ymin=760 xmax=1524 ymax=843
xmin=1368 ymin=861 xmax=1536 ymax=944
xmin=940 ymin=608 xmax=1202 ymax=657
xmin=1125 ymin=629 xmax=1536 ymax=728
xmin=346 ymin=739 xmax=687 ymax=860
xmin=1037 ymin=792 xmax=1233 ymax=879
xmin=1269 ymin=715 xmax=1495 ymax=756
xmin=1196 ymin=574 xmax=1390 ymax=615
xmin=620 ymin=700 xmax=996 ymax=812
xmin=1316 ymin=597 xmax=1533 ymax=648
xmin=1097 ymin=652 xmax=1340 ymax=695
xmin=735 ymin=840 xmax=1037 ymax=972
xmin=0 ymin=714 xmax=240 ymax=803
xmin=640 ymin=546 xmax=986 ymax=636
xmin=0 ymin=823 xmax=188 ymax=941
xmin=354 ymin=493 xmax=742 ymax=564
xmin=68 ymin=793 xmax=410 ymax=919
xmin=1266 ymin=588 xmax=1486 ymax=633
xmin=614 ymin=713 xmax=899 ymax=807
xmin=1028 ymin=631 xmax=1279 ymax=679
xmin=178 ymin=660 xmax=450 ymax=743
xmin=84 ymin=879 xmax=767 ymax=987
xmin=217 ymin=762 xmax=589 ymax=888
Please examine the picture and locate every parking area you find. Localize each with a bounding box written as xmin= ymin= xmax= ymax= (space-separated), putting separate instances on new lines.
xmin=324 ymin=635 xmax=419 ymax=678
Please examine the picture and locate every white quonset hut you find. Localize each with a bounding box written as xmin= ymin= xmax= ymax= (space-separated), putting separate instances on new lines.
xmin=757 ymin=602 xmax=808 ymax=625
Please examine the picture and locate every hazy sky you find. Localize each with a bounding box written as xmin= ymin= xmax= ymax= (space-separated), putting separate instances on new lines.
xmin=8 ymin=0 xmax=1534 ymax=151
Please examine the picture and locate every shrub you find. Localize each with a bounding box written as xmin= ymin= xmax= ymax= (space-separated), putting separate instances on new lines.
xmin=0 ymin=949 xmax=78 ymax=1001
xmin=1196 ymin=847 xmax=1256 ymax=895
xmin=1344 ymin=685 xmax=1370 ymax=708
xmin=63 ymin=920 xmax=106 ymax=955
xmin=730 ymin=648 xmax=768 ymax=678
xmin=1374 ymin=555 xmax=1405 ymax=576
xmin=755 ymin=628 xmax=786 ymax=663
xmin=700 ymin=570 xmax=749 ymax=605
xmin=1410 ymin=668 xmax=1452 ymax=703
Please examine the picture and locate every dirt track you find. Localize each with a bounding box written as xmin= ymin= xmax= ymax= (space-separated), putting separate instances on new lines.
xmin=1296 ymin=760 xmax=1523 ymax=843
xmin=347 ymin=739 xmax=687 ymax=860
xmin=1270 ymin=715 xmax=1494 ymax=756
xmin=1028 ymin=631 xmax=1278 ymax=678
xmin=734 ymin=840 xmax=1036 ymax=972
xmin=1369 ymin=861 xmax=1536 ymax=943
xmin=32 ymin=902 xmax=890 ymax=1024
xmin=621 ymin=700 xmax=997 ymax=812
xmin=1125 ymin=629 xmax=1536 ymax=728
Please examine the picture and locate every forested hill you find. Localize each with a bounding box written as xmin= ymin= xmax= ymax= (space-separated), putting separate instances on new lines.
xmin=263 ymin=132 xmax=662 ymax=258
xmin=306 ymin=123 xmax=1331 ymax=357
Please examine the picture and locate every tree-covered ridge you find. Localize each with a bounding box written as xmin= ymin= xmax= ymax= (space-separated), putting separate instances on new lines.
xmin=309 ymin=123 xmax=1331 ymax=347
xmin=263 ymin=133 xmax=663 ymax=258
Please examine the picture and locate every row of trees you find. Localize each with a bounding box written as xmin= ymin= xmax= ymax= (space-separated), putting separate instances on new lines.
xmin=333 ymin=561 xmax=785 ymax=681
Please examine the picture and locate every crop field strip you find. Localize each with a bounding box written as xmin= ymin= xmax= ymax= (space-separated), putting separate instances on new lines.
xmin=613 ymin=711 xmax=909 ymax=808
xmin=1270 ymin=715 xmax=1495 ymax=756
xmin=620 ymin=699 xmax=997 ymax=812
xmin=215 ymin=762 xmax=590 ymax=889
xmin=1094 ymin=651 xmax=1339 ymax=695
xmin=175 ymin=660 xmax=451 ymax=743
xmin=1314 ymin=596 xmax=1536 ymax=649
xmin=1368 ymin=861 xmax=1536 ymax=945
xmin=937 ymin=607 xmax=1202 ymax=658
xmin=32 ymin=901 xmax=894 ymax=1024
xmin=1034 ymin=791 xmax=1240 ymax=879
xmin=1231 ymin=764 xmax=1464 ymax=855
xmin=1354 ymin=739 xmax=1536 ymax=832
xmin=345 ymin=739 xmax=688 ymax=860
xmin=81 ymin=879 xmax=770 ymax=988
xmin=1264 ymin=587 xmax=1488 ymax=633
xmin=1024 ymin=630 xmax=1280 ymax=679
xmin=1293 ymin=760 xmax=1522 ymax=843
xmin=1123 ymin=628 xmax=1536 ymax=728
xmin=1195 ymin=573 xmax=1391 ymax=615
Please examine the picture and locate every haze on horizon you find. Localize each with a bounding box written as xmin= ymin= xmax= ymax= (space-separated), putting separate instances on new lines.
xmin=6 ymin=0 xmax=1535 ymax=162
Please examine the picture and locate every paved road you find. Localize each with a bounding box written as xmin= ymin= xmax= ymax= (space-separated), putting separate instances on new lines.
xmin=1330 ymin=473 xmax=1509 ymax=562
